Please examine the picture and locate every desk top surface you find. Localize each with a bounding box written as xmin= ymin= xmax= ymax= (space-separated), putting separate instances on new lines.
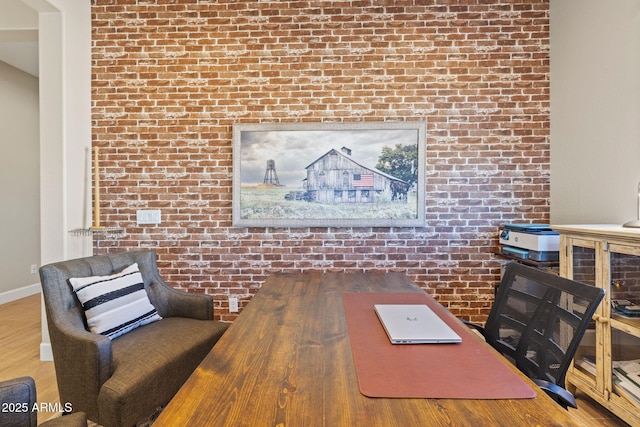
xmin=153 ymin=271 xmax=581 ymax=427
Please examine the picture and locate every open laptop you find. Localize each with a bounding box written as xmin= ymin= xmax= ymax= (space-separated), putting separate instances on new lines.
xmin=374 ymin=304 xmax=462 ymax=344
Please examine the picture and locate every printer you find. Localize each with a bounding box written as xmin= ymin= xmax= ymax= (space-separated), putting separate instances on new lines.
xmin=499 ymin=223 xmax=559 ymax=262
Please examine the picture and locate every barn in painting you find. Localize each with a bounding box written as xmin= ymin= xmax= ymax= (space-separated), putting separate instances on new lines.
xmin=304 ymin=147 xmax=408 ymax=204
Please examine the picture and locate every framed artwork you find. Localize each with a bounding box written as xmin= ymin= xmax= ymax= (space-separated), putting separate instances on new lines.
xmin=232 ymin=121 xmax=426 ymax=228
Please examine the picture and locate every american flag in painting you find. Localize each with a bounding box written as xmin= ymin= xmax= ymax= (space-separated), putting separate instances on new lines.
xmin=353 ymin=173 xmax=374 ymax=187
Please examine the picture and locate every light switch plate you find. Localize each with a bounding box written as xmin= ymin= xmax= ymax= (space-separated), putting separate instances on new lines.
xmin=136 ymin=209 xmax=161 ymax=225
xmin=229 ymin=297 xmax=239 ymax=313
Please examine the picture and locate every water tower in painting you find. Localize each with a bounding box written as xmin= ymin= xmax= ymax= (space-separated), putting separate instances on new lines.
xmin=263 ymin=159 xmax=280 ymax=185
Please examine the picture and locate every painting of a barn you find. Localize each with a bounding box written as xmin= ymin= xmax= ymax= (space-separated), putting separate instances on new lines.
xmin=305 ymin=147 xmax=408 ymax=204
xmin=232 ymin=121 xmax=426 ymax=227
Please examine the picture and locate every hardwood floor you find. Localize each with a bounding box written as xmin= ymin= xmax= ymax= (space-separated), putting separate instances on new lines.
xmin=0 ymin=295 xmax=60 ymax=424
xmin=0 ymin=294 xmax=631 ymax=426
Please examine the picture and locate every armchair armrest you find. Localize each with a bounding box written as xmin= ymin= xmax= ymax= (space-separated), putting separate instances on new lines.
xmin=134 ymin=250 xmax=214 ymax=320
xmin=143 ymin=269 xmax=213 ymax=320
xmin=533 ymin=379 xmax=577 ymax=409
xmin=152 ymin=281 xmax=214 ymax=320
xmin=40 ymin=262 xmax=114 ymax=421
xmin=0 ymin=377 xmax=37 ymax=426
xmin=47 ymin=312 xmax=113 ymax=414
xmin=0 ymin=377 xmax=88 ymax=427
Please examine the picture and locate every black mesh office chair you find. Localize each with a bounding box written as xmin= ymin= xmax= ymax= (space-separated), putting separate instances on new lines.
xmin=465 ymin=262 xmax=605 ymax=409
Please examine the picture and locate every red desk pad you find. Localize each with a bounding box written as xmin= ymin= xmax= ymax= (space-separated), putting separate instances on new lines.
xmin=342 ymin=292 xmax=536 ymax=399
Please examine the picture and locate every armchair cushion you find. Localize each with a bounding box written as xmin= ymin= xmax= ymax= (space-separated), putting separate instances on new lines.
xmin=98 ymin=316 xmax=228 ymax=426
xmin=69 ymin=263 xmax=161 ymax=339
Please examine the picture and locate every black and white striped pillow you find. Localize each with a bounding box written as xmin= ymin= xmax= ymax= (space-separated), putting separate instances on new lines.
xmin=69 ymin=263 xmax=162 ymax=339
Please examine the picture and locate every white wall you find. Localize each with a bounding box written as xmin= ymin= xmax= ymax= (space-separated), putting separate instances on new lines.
xmin=0 ymin=0 xmax=91 ymax=360
xmin=0 ymin=0 xmax=40 ymax=302
xmin=38 ymin=0 xmax=92 ymax=267
xmin=28 ymin=0 xmax=91 ymax=361
xmin=0 ymin=61 xmax=40 ymax=299
xmin=550 ymin=0 xmax=640 ymax=224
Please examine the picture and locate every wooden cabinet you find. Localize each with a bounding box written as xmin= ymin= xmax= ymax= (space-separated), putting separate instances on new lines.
xmin=554 ymin=224 xmax=640 ymax=425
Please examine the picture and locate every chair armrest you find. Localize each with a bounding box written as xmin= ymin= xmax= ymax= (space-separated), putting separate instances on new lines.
xmin=153 ymin=283 xmax=214 ymax=320
xmin=47 ymin=316 xmax=113 ymax=406
xmin=0 ymin=376 xmax=37 ymax=426
xmin=128 ymin=250 xmax=213 ymax=320
xmin=144 ymin=267 xmax=213 ymax=320
xmin=533 ymin=379 xmax=577 ymax=409
xmin=116 ymin=249 xmax=216 ymax=320
xmin=462 ymin=319 xmax=486 ymax=336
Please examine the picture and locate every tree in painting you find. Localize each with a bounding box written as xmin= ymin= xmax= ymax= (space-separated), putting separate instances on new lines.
xmin=375 ymin=144 xmax=419 ymax=189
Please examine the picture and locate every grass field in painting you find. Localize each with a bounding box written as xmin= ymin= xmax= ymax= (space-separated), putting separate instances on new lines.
xmin=240 ymin=185 xmax=417 ymax=220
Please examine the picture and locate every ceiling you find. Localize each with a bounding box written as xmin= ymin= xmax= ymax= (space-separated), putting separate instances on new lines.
xmin=0 ymin=0 xmax=39 ymax=77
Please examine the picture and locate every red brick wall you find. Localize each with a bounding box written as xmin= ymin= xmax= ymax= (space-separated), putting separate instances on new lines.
xmin=91 ymin=0 xmax=550 ymax=322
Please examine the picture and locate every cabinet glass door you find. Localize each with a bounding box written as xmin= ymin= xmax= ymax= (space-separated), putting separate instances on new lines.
xmin=608 ymin=245 xmax=640 ymax=406
xmin=569 ymin=244 xmax=599 ymax=381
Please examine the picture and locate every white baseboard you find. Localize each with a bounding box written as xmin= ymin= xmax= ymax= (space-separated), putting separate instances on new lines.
xmin=40 ymin=342 xmax=54 ymax=361
xmin=0 ymin=283 xmax=41 ymax=305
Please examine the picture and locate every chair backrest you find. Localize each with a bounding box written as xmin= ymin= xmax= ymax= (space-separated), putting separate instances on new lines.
xmin=484 ymin=262 xmax=605 ymax=387
xmin=40 ymin=250 xmax=169 ymax=326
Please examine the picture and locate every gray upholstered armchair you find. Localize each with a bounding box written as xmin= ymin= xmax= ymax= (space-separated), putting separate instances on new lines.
xmin=39 ymin=250 xmax=229 ymax=427
xmin=0 ymin=376 xmax=87 ymax=427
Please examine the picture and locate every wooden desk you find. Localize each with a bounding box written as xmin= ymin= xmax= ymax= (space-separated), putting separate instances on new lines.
xmin=154 ymin=272 xmax=581 ymax=426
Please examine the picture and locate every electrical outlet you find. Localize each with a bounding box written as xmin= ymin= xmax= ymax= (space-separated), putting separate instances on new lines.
xmin=229 ymin=297 xmax=239 ymax=313
xmin=30 ymin=264 xmax=38 ymax=274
